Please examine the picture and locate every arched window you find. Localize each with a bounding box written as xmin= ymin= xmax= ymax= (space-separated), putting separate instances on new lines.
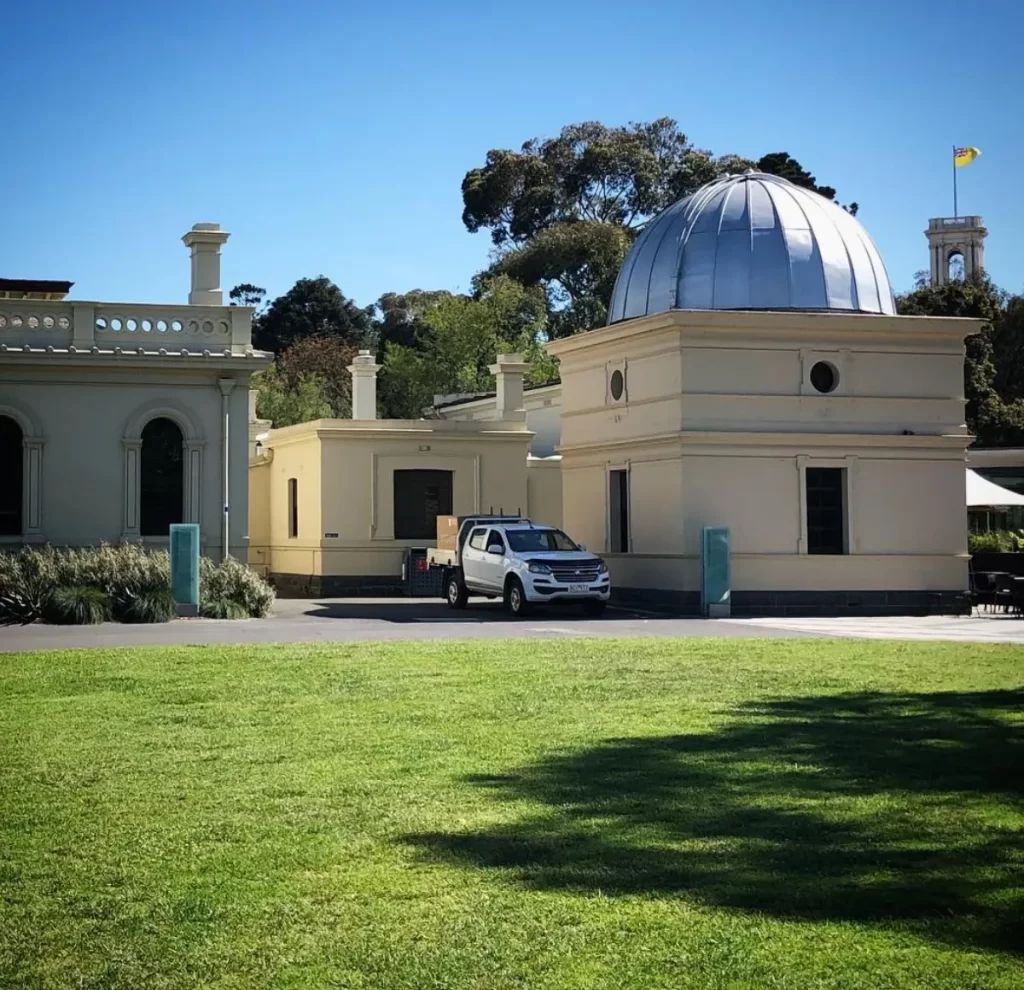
xmin=140 ymin=417 xmax=184 ymax=536
xmin=948 ymin=250 xmax=965 ymax=282
xmin=0 ymin=415 xmax=23 ymax=536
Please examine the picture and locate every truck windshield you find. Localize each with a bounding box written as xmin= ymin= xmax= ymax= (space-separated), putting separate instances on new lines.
xmin=506 ymin=529 xmax=579 ymax=553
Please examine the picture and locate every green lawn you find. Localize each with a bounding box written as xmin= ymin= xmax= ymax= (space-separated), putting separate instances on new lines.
xmin=1 ymin=639 xmax=1022 ymax=990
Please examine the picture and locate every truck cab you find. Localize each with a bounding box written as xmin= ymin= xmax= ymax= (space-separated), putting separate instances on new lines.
xmin=429 ymin=516 xmax=611 ymax=617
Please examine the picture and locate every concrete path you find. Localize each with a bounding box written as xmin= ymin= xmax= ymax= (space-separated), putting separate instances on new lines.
xmin=2 ymin=598 xmax=1024 ymax=652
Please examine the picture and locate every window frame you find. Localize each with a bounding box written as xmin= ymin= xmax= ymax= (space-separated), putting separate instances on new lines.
xmin=287 ymin=478 xmax=298 ymax=539
xmin=797 ymin=455 xmax=856 ymax=555
xmin=607 ymin=464 xmax=631 ymax=554
xmin=606 ymin=360 xmax=628 ymax=406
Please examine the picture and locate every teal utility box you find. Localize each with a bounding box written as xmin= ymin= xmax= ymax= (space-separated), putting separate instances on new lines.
xmin=700 ymin=526 xmax=731 ymax=618
xmin=169 ymin=523 xmax=200 ymax=617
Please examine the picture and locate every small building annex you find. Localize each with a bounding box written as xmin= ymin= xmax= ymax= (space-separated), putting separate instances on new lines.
xmin=248 ymin=353 xmax=562 ymax=595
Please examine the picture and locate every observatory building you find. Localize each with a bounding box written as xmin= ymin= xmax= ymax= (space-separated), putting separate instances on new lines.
xmin=547 ymin=171 xmax=981 ymax=614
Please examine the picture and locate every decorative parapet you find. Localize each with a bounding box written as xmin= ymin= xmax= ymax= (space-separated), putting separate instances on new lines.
xmin=0 ymin=298 xmax=256 ymax=355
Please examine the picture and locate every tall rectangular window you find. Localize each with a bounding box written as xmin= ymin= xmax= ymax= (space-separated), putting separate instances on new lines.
xmin=394 ymin=469 xmax=453 ymax=540
xmin=806 ymin=467 xmax=846 ymax=555
xmin=287 ymin=478 xmax=298 ymax=538
xmin=609 ymin=469 xmax=629 ymax=553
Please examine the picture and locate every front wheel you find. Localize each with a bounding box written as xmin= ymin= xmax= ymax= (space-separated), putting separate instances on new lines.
xmin=505 ymin=578 xmax=532 ymax=617
xmin=446 ymin=574 xmax=468 ymax=610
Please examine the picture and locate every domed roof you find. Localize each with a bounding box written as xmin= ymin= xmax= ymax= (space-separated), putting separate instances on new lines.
xmin=607 ymin=171 xmax=895 ymax=323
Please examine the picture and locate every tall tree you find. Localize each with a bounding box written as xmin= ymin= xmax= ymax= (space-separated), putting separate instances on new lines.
xmin=462 ymin=119 xmax=849 ymax=333
xmin=754 ymin=153 xmax=858 ymax=215
xmin=895 ymin=274 xmax=1024 ymax=445
xmin=228 ymin=283 xmax=267 ymax=310
xmin=379 ymin=276 xmax=557 ymax=419
xmin=461 ymin=118 xmax=721 ymax=247
xmin=992 ymin=295 xmax=1024 ymax=404
xmin=374 ymin=289 xmax=452 ymax=351
xmin=487 ymin=222 xmax=631 ymax=336
xmin=253 ymin=277 xmax=373 ymax=353
xmin=277 ymin=336 xmax=359 ymax=419
xmin=252 ymin=366 xmax=332 ymax=428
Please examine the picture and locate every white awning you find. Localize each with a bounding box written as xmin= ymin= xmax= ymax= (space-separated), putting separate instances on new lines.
xmin=966 ymin=468 xmax=1024 ymax=507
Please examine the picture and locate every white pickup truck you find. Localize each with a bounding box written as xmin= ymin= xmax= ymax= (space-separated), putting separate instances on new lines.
xmin=428 ymin=515 xmax=611 ymax=617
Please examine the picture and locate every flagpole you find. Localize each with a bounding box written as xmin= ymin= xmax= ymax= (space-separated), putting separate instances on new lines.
xmin=952 ymin=144 xmax=958 ymax=218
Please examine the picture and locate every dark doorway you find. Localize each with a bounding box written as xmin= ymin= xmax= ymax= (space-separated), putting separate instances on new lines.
xmin=0 ymin=416 xmax=23 ymax=536
xmin=393 ymin=469 xmax=453 ymax=540
xmin=140 ymin=418 xmax=184 ymax=536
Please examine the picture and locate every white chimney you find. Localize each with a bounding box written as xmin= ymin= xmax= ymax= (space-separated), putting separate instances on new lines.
xmin=488 ymin=352 xmax=529 ymax=422
xmin=348 ymin=349 xmax=381 ymax=420
xmin=182 ymin=223 xmax=230 ymax=305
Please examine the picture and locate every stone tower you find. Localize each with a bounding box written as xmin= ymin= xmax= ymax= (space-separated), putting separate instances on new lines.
xmin=925 ymin=216 xmax=987 ymax=286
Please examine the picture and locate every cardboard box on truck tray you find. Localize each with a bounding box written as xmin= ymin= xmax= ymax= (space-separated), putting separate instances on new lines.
xmin=436 ymin=515 xmax=459 ymax=550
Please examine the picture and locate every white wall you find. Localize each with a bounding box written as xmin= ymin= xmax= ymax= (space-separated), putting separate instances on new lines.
xmin=434 ymin=385 xmax=562 ymax=456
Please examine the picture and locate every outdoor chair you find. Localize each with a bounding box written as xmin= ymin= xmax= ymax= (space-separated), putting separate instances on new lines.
xmin=969 ymin=570 xmax=996 ymax=614
xmin=993 ymin=574 xmax=1016 ymax=614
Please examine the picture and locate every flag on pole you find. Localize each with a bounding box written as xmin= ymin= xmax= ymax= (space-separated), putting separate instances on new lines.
xmin=954 ymin=147 xmax=981 ymax=167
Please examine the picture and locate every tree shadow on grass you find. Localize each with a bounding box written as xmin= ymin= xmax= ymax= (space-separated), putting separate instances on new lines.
xmin=402 ymin=690 xmax=1024 ymax=953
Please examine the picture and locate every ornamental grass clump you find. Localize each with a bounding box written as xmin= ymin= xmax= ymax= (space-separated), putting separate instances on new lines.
xmin=0 ymin=544 xmax=274 ymax=624
xmin=40 ymin=585 xmax=110 ymax=625
xmin=109 ymin=584 xmax=177 ymax=624
xmin=200 ymin=555 xmax=275 ymax=618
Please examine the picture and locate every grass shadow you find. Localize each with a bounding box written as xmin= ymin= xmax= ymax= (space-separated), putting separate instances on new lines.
xmin=403 ymin=689 xmax=1024 ymax=953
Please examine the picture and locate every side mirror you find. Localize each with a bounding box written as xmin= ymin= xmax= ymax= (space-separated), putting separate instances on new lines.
xmin=487 ymin=544 xmax=504 ymax=555
xmin=578 ymin=544 xmax=587 ymax=551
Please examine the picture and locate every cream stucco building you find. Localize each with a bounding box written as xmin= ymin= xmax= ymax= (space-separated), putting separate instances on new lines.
xmin=248 ymin=353 xmax=563 ymax=594
xmin=0 ymin=225 xmax=269 ymax=558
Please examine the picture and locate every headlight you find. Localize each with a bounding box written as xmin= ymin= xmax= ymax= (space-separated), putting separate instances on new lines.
xmin=528 ymin=561 xmax=552 ymax=574
xmin=597 ymin=559 xmax=608 ymax=573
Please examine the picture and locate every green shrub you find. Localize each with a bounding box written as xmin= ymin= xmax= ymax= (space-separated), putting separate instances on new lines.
xmin=0 ymin=544 xmax=274 ymax=623
xmin=0 ymin=588 xmax=44 ymax=626
xmin=969 ymin=530 xmax=1016 ymax=554
xmin=109 ymin=585 xmax=176 ymax=624
xmin=200 ymin=555 xmax=275 ymax=618
xmin=200 ymin=597 xmax=250 ymax=620
xmin=41 ymin=586 xmax=110 ymax=625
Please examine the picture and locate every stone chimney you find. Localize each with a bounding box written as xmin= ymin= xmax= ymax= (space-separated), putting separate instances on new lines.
xmin=182 ymin=223 xmax=230 ymax=305
xmin=488 ymin=352 xmax=530 ymax=422
xmin=348 ymin=349 xmax=381 ymax=420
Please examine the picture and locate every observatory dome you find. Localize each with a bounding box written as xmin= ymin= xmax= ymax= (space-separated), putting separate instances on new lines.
xmin=607 ymin=171 xmax=895 ymax=323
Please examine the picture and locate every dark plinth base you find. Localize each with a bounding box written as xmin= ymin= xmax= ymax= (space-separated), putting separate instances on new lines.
xmin=271 ymin=574 xmax=406 ymax=599
xmin=611 ymin=588 xmax=970 ymax=618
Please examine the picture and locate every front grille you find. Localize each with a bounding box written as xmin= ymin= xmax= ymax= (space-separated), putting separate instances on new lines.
xmin=546 ymin=562 xmax=601 ymax=584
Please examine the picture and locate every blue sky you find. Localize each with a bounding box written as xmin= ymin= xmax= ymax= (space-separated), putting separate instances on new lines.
xmin=2 ymin=0 xmax=1019 ymax=309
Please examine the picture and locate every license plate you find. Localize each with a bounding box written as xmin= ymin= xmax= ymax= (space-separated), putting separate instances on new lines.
xmin=568 ymin=583 xmax=589 ymax=594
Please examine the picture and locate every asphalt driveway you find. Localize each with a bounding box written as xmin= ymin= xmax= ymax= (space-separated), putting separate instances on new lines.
xmin=2 ymin=597 xmax=1024 ymax=652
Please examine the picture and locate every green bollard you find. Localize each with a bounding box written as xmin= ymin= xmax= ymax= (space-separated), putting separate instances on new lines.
xmin=169 ymin=523 xmax=200 ymax=617
xmin=701 ymin=526 xmax=731 ymax=618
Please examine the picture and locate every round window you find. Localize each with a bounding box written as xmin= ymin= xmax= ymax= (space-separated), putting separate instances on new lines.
xmin=810 ymin=361 xmax=839 ymax=394
xmin=610 ymin=369 xmax=624 ymax=401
